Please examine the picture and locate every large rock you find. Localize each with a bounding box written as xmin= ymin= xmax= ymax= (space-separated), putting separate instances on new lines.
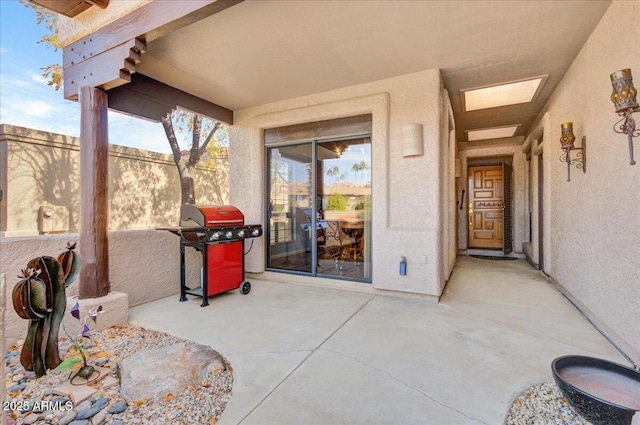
xmin=119 ymin=343 xmax=226 ymax=403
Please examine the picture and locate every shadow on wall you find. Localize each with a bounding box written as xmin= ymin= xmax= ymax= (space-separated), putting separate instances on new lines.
xmin=9 ymin=136 xmax=80 ymax=232
xmin=110 ymin=153 xmax=179 ymax=229
xmin=2 ymin=125 xmax=229 ymax=235
xmin=196 ymin=154 xmax=229 ymax=208
xmin=109 ymin=153 xmax=229 ymax=229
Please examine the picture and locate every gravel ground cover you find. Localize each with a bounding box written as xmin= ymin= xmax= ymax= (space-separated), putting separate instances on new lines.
xmin=4 ymin=325 xmax=233 ymax=425
xmin=6 ymin=331 xmax=600 ymax=425
xmin=505 ymin=381 xmax=592 ymax=425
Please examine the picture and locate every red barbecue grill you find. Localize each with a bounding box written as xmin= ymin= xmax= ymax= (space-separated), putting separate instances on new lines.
xmin=159 ymin=204 xmax=262 ymax=307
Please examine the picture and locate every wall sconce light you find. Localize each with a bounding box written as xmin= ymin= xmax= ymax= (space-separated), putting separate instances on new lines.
xmin=402 ymin=123 xmax=424 ymax=157
xmin=610 ymin=68 xmax=639 ymax=165
xmin=559 ymin=122 xmax=586 ymax=182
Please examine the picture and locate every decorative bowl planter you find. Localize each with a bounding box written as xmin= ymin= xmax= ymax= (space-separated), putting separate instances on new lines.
xmin=552 ymin=355 xmax=640 ymax=425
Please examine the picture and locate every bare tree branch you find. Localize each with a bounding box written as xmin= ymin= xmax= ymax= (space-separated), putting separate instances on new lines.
xmin=198 ymin=121 xmax=221 ymax=159
xmin=161 ymin=112 xmax=182 ymax=165
xmin=189 ymin=115 xmax=202 ymax=168
xmin=161 ymin=110 xmax=228 ymax=206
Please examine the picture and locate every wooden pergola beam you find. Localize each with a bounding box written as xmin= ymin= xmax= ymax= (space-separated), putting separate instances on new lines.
xmin=63 ymin=0 xmax=243 ymax=101
xmin=30 ymin=0 xmax=109 ymax=18
xmin=64 ymin=38 xmax=146 ymax=100
xmin=107 ymin=73 xmax=233 ymax=124
xmin=63 ymin=0 xmax=242 ymax=76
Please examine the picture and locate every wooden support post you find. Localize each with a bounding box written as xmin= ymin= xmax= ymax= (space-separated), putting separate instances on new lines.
xmin=79 ymin=86 xmax=110 ymax=298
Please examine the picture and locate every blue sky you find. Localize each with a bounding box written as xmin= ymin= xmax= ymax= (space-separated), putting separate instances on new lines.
xmin=0 ymin=0 xmax=169 ymax=153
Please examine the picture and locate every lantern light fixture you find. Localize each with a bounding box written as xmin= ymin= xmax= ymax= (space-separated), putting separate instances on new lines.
xmin=559 ymin=122 xmax=586 ymax=182
xmin=610 ymin=68 xmax=639 ymax=165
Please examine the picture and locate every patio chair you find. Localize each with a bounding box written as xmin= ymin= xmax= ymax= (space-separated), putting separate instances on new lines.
xmin=337 ymin=222 xmax=358 ymax=262
xmin=319 ymin=220 xmax=342 ymax=260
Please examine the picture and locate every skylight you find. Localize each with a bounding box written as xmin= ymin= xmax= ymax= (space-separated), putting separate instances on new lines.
xmin=466 ymin=125 xmax=520 ymax=142
xmin=461 ymin=76 xmax=547 ymax=111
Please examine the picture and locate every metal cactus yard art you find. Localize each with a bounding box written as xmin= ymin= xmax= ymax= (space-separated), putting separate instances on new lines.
xmin=12 ymin=242 xmax=80 ymax=377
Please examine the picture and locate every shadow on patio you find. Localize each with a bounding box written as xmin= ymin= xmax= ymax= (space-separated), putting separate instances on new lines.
xmin=129 ymin=255 xmax=626 ymax=424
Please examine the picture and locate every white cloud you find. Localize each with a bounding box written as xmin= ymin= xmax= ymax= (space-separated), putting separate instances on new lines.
xmin=108 ymin=111 xmax=169 ymax=153
xmin=27 ymin=69 xmax=47 ymax=84
xmin=0 ymin=48 xmax=8 ymax=54
xmin=14 ymin=99 xmax=55 ymax=117
xmin=0 ymin=103 xmax=79 ymax=137
xmin=2 ymin=75 xmax=40 ymax=91
xmin=1 ymin=70 xmax=80 ymax=136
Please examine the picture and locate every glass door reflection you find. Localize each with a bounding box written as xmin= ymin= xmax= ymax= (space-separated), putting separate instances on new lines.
xmin=317 ymin=137 xmax=371 ymax=280
xmin=266 ymin=137 xmax=372 ymax=281
xmin=266 ymin=144 xmax=314 ymax=273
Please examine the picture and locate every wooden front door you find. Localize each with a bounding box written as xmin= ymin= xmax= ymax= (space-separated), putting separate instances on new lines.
xmin=468 ymin=165 xmax=504 ymax=249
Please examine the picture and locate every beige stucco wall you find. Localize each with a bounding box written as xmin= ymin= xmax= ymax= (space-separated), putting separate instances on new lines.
xmin=230 ymin=69 xmax=448 ymax=297
xmin=1 ymin=229 xmax=204 ymax=345
xmin=527 ymin=0 xmax=640 ymax=364
xmin=431 ymin=87 xmax=458 ymax=286
xmin=522 ymin=112 xmax=552 ymax=269
xmin=0 ymin=124 xmax=227 ymax=236
xmin=1 ymin=124 xmax=224 ymax=344
xmin=444 ymin=92 xmax=458 ymax=279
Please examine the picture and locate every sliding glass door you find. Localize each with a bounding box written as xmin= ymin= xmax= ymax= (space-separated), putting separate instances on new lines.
xmin=266 ymin=136 xmax=371 ymax=282
xmin=266 ymin=144 xmax=313 ymax=273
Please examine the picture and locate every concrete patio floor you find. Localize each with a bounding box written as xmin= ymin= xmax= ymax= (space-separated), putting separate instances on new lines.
xmin=129 ymin=255 xmax=628 ymax=424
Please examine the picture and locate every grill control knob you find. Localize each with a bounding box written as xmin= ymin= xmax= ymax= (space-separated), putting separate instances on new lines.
xmin=225 ymin=231 xmax=233 ymax=239
xmin=211 ymin=232 xmax=221 ymax=240
xmin=251 ymin=229 xmax=260 ymax=236
xmin=238 ymin=230 xmax=246 ymax=238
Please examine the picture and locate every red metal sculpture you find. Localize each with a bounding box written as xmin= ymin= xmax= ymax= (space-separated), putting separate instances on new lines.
xmin=12 ymin=243 xmax=79 ymax=377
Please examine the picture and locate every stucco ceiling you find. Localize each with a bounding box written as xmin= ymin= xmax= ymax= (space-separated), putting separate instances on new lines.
xmin=137 ymin=0 xmax=611 ymax=141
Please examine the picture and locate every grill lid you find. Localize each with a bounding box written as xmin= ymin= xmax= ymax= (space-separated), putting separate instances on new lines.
xmin=181 ymin=204 xmax=244 ymax=228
